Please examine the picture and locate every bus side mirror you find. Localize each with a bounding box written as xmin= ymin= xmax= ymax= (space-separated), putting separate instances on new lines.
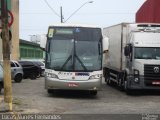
xmin=103 ymin=37 xmax=109 ymax=53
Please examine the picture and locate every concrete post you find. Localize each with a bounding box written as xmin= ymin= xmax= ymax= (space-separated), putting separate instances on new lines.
xmin=11 ymin=0 xmax=19 ymax=60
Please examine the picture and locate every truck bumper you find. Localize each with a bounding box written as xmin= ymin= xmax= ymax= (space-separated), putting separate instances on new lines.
xmin=45 ymin=77 xmax=102 ymax=91
xmin=127 ymin=76 xmax=160 ymax=90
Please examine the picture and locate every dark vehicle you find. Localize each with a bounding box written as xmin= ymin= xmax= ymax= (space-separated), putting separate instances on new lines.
xmin=32 ymin=61 xmax=45 ymax=77
xmin=18 ymin=61 xmax=41 ymax=80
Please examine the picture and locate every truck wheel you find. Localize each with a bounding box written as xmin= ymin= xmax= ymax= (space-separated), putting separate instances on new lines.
xmin=90 ymin=90 xmax=97 ymax=96
xmin=124 ymin=81 xmax=134 ymax=95
xmin=30 ymin=73 xmax=37 ymax=80
xmin=14 ymin=74 xmax=23 ymax=83
xmin=105 ymin=76 xmax=114 ymax=86
xmin=118 ymin=79 xmax=125 ymax=91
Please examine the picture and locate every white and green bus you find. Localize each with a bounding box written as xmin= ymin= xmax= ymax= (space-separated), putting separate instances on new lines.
xmin=45 ymin=24 xmax=103 ymax=95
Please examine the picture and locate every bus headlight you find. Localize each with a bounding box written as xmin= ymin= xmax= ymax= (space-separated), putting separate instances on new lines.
xmin=89 ymin=74 xmax=102 ymax=80
xmin=46 ymin=73 xmax=59 ymax=79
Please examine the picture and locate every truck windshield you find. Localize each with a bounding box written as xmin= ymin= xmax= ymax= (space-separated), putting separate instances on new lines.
xmin=134 ymin=47 xmax=160 ymax=59
xmin=46 ymin=27 xmax=102 ymax=72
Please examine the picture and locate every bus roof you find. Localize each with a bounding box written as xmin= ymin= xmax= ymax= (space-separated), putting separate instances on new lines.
xmin=49 ymin=23 xmax=100 ymax=29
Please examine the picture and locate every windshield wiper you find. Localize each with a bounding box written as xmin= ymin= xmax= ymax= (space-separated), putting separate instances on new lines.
xmin=60 ymin=43 xmax=74 ymax=70
xmin=75 ymin=54 xmax=88 ymax=71
xmin=60 ymin=54 xmax=88 ymax=71
xmin=60 ymin=55 xmax=72 ymax=70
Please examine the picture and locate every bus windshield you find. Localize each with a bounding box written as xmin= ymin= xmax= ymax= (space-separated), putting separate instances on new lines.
xmin=46 ymin=27 xmax=102 ymax=72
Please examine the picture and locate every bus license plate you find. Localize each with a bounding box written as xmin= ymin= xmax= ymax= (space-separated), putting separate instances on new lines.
xmin=68 ymin=83 xmax=79 ymax=87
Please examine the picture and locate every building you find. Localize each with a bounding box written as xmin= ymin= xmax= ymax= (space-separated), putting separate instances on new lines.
xmin=30 ymin=34 xmax=47 ymax=49
xmin=0 ymin=0 xmax=19 ymax=60
xmin=136 ymin=0 xmax=160 ymax=23
xmin=19 ymin=39 xmax=45 ymax=61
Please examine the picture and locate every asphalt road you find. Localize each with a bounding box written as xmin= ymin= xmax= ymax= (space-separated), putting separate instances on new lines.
xmin=0 ymin=77 xmax=160 ymax=120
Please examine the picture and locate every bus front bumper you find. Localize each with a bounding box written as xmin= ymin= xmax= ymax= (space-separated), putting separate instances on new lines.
xmin=45 ymin=77 xmax=102 ymax=91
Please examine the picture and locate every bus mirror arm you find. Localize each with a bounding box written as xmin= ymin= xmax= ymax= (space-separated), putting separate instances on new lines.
xmin=103 ymin=50 xmax=108 ymax=54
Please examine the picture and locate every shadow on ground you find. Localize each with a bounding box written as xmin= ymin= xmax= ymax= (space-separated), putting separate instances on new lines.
xmin=107 ymin=84 xmax=160 ymax=96
xmin=47 ymin=90 xmax=99 ymax=99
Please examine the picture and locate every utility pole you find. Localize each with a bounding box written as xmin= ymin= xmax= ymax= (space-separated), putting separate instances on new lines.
xmin=60 ymin=6 xmax=63 ymax=23
xmin=1 ymin=0 xmax=13 ymax=111
xmin=11 ymin=0 xmax=19 ymax=60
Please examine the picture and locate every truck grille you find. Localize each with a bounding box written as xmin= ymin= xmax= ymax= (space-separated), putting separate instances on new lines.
xmin=144 ymin=64 xmax=160 ymax=86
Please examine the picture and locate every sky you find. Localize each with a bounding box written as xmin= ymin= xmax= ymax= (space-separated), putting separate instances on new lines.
xmin=19 ymin=0 xmax=145 ymax=40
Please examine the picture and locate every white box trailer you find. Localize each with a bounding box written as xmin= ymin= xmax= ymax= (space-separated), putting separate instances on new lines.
xmin=103 ymin=23 xmax=126 ymax=71
xmin=103 ymin=23 xmax=160 ymax=94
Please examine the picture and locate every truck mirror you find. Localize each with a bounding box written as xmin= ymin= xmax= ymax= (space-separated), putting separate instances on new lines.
xmin=124 ymin=46 xmax=130 ymax=56
xmin=124 ymin=44 xmax=132 ymax=56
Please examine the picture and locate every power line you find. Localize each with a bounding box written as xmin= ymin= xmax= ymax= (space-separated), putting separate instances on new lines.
xmin=20 ymin=12 xmax=135 ymax=15
xmin=20 ymin=28 xmax=47 ymax=31
xmin=43 ymin=0 xmax=60 ymax=18
xmin=20 ymin=12 xmax=52 ymax=15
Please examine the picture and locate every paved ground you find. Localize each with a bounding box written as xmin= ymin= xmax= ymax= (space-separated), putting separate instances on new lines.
xmin=0 ymin=77 xmax=160 ymax=119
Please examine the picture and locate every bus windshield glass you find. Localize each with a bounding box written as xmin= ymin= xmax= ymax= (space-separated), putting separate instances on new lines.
xmin=46 ymin=27 xmax=102 ymax=72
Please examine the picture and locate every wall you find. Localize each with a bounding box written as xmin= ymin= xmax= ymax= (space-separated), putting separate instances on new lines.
xmin=19 ymin=40 xmax=44 ymax=61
